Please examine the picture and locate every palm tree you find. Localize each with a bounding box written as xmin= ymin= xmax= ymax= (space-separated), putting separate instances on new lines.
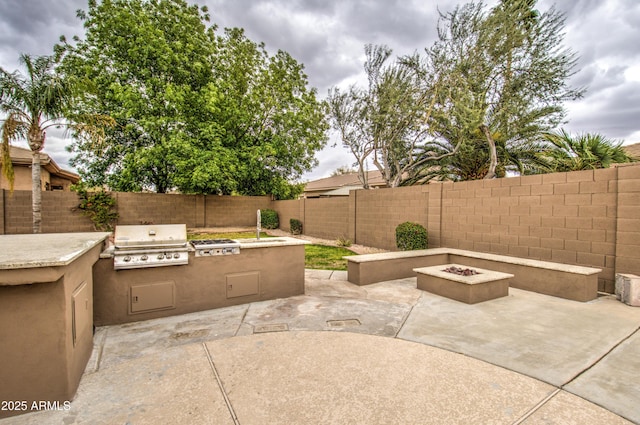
xmin=0 ymin=53 xmax=112 ymax=233
xmin=540 ymin=130 xmax=637 ymax=172
xmin=405 ymin=129 xmax=548 ymax=184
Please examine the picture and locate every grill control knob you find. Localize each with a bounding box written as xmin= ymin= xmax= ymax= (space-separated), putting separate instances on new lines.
xmin=173 ymin=253 xmax=181 ymax=259
xmin=123 ymin=256 xmax=131 ymax=262
xmin=157 ymin=254 xmax=165 ymax=260
xmin=140 ymin=255 xmax=148 ymax=261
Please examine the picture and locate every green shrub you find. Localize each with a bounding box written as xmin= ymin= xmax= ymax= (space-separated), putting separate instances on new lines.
xmin=260 ymin=209 xmax=279 ymax=229
xmin=395 ymin=222 xmax=428 ymax=250
xmin=72 ymin=184 xmax=119 ymax=231
xmin=336 ymin=235 xmax=352 ymax=247
xmin=290 ymin=218 xmax=303 ymax=235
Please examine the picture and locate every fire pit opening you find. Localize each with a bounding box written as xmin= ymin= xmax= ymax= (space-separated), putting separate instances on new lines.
xmin=442 ymin=266 xmax=480 ymax=276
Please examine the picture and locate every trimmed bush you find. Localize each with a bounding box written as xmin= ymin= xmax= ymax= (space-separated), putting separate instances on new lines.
xmin=290 ymin=218 xmax=303 ymax=235
xmin=260 ymin=209 xmax=279 ymax=229
xmin=395 ymin=222 xmax=428 ymax=250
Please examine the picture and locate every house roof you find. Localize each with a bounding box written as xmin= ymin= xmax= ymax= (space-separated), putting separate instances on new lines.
xmin=623 ymin=142 xmax=640 ymax=159
xmin=8 ymin=146 xmax=80 ymax=183
xmin=304 ymin=170 xmax=386 ymax=193
xmin=316 ymin=185 xmax=365 ymax=197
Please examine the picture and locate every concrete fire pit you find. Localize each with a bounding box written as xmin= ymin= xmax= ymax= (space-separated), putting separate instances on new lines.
xmin=414 ymin=264 xmax=513 ymax=304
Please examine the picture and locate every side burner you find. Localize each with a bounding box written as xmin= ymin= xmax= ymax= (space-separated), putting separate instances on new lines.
xmin=191 ymin=239 xmax=241 ymax=257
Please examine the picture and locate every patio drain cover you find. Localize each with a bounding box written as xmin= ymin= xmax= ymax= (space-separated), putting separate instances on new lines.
xmin=171 ymin=329 xmax=210 ymax=340
xmin=254 ymin=323 xmax=289 ymax=333
xmin=327 ymin=319 xmax=361 ymax=328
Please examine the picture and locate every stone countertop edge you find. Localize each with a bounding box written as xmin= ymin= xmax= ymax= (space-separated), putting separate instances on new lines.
xmin=344 ymin=247 xmax=601 ymax=275
xmin=0 ymin=232 xmax=111 ymax=270
xmin=236 ymin=237 xmax=310 ymax=249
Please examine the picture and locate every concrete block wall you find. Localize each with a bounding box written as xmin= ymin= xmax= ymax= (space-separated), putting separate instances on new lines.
xmin=292 ymin=165 xmax=637 ymax=292
xmin=42 ymin=192 xmax=95 ymax=233
xmin=2 ymin=190 xmax=94 ymax=234
xmin=427 ymin=183 xmax=443 ymax=248
xmin=272 ymin=197 xmax=350 ymax=239
xmin=615 ymin=164 xmax=640 ymax=280
xmin=354 ymin=186 xmax=429 ymax=251
xmin=304 ymin=197 xmax=349 ymax=240
xmin=1 ymin=191 xmax=270 ymax=233
xmin=440 ymin=168 xmax=619 ymax=291
xmin=115 ymin=192 xmax=198 ymax=227
xmin=3 ymin=164 xmax=640 ymax=293
xmin=205 ymin=195 xmax=271 ymax=227
xmin=272 ymin=199 xmax=303 ymax=233
xmin=3 ymin=191 xmax=35 ymax=234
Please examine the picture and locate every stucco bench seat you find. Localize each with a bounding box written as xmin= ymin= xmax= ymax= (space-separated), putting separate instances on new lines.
xmin=344 ymin=248 xmax=601 ymax=302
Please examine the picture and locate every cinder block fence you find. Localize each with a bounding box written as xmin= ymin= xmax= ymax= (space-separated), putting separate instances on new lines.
xmin=2 ymin=164 xmax=639 ymax=293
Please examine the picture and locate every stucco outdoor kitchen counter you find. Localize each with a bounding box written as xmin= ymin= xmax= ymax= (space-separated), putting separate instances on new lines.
xmin=93 ymin=235 xmax=309 ymax=326
xmin=237 ymin=237 xmax=309 ymax=248
xmin=0 ymin=232 xmax=111 ymax=271
xmin=0 ymin=232 xmax=111 ymax=419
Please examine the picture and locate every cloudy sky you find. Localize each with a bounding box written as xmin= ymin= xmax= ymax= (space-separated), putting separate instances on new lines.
xmin=1 ymin=0 xmax=639 ymax=181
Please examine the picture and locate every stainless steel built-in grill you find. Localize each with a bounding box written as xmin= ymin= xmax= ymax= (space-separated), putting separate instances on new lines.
xmin=191 ymin=239 xmax=241 ymax=257
xmin=113 ymin=224 xmax=189 ymax=270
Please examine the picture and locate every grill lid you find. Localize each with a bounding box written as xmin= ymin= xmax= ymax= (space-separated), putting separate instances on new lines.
xmin=114 ymin=224 xmax=187 ymax=248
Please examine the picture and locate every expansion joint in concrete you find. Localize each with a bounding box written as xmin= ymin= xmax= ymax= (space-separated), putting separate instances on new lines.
xmin=203 ymin=343 xmax=240 ymax=425
xmin=561 ymin=324 xmax=640 ymax=389
xmin=234 ymin=305 xmax=250 ymax=337
xmin=393 ymin=298 xmax=419 ymax=339
xmin=510 ymin=388 xmax=561 ymax=425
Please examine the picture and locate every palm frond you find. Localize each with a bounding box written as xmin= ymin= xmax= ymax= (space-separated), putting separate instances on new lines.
xmin=0 ymin=113 xmax=28 ymax=191
xmin=539 ymin=129 xmax=635 ymax=171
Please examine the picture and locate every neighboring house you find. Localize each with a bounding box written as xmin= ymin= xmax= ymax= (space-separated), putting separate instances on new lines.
xmin=303 ymin=170 xmax=387 ymax=198
xmin=0 ymin=146 xmax=79 ymax=191
xmin=623 ymin=142 xmax=640 ymax=160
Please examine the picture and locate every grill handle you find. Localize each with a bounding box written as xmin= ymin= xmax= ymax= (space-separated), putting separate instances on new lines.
xmin=114 ymin=242 xmax=187 ymax=249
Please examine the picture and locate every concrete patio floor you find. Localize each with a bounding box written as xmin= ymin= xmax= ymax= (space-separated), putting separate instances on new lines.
xmin=3 ymin=269 xmax=640 ymax=424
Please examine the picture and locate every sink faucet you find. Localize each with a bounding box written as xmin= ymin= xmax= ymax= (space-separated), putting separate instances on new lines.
xmin=257 ymin=209 xmax=261 ymax=240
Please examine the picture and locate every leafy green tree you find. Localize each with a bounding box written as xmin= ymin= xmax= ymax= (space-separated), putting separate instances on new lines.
xmin=539 ymin=130 xmax=637 ymax=171
xmin=60 ymin=0 xmax=327 ymax=198
xmin=176 ymin=28 xmax=328 ymax=198
xmin=0 ymin=53 xmax=112 ymax=232
xmin=418 ymin=0 xmax=583 ymax=180
xmin=59 ymin=0 xmax=217 ymax=193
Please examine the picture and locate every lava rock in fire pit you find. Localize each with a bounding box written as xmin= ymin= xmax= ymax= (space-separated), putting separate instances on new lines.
xmin=442 ymin=266 xmax=480 ymax=276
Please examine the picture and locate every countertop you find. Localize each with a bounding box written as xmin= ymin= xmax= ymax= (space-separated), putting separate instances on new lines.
xmin=0 ymin=232 xmax=111 ymax=270
xmin=99 ymin=236 xmax=309 ymax=258
xmin=236 ymin=237 xmax=310 ymax=249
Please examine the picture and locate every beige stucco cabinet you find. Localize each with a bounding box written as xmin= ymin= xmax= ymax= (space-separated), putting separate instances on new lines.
xmin=0 ymin=232 xmax=110 ymax=418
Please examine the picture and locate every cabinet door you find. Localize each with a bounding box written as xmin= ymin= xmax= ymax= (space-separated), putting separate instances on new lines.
xmin=72 ymin=281 xmax=92 ymax=347
xmin=130 ymin=281 xmax=176 ymax=313
xmin=226 ymin=272 xmax=260 ymax=298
